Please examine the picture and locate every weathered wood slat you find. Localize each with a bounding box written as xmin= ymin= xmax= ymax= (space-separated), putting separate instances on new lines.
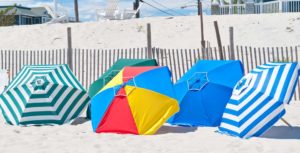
xmin=136 ymin=48 xmax=140 ymax=59
xmin=171 ymin=49 xmax=178 ymax=81
xmin=239 ymin=46 xmax=245 ymax=72
xmin=89 ymin=50 xmax=93 ymax=88
xmin=8 ymin=51 xmax=11 ymax=82
xmin=295 ymin=46 xmax=298 ymax=61
xmin=74 ymin=49 xmax=77 ymax=76
xmin=101 ymin=49 xmax=104 ymax=75
xmin=286 ymin=47 xmax=290 ymax=62
xmin=276 ymin=47 xmax=280 ymax=62
xmin=281 ymin=47 xmax=285 ymax=61
xmin=236 ymin=46 xmax=240 ymax=62
xmin=0 ymin=50 xmax=3 ymax=69
xmin=81 ymin=49 xmax=85 ymax=87
xmin=96 ymin=49 xmax=100 ymax=79
xmin=85 ymin=49 xmax=89 ymax=89
xmin=244 ymin=46 xmax=249 ymax=73
xmin=266 ymin=47 xmax=270 ymax=63
xmin=258 ymin=47 xmax=262 ymax=66
xmin=181 ymin=48 xmax=186 ymax=75
xmin=93 ymin=49 xmax=96 ymax=83
xmin=176 ymin=49 xmax=183 ymax=79
xmin=11 ymin=51 xmax=15 ymax=79
xmin=21 ymin=51 xmax=24 ymax=69
xmin=163 ymin=49 xmax=168 ymax=67
xmin=262 ymin=47 xmax=266 ymax=64
xmin=290 ymin=46 xmax=294 ymax=62
xmin=189 ymin=49 xmax=193 ymax=67
xmin=254 ymin=48 xmax=258 ymax=68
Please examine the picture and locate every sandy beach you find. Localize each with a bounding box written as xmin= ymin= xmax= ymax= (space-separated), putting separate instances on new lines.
xmin=0 ymin=13 xmax=300 ymax=50
xmin=0 ymin=10 xmax=300 ymax=153
xmin=0 ymin=101 xmax=299 ymax=153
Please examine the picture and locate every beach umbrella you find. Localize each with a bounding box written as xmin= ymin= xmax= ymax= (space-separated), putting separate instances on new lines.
xmin=0 ymin=65 xmax=90 ymax=125
xmin=219 ymin=62 xmax=299 ymax=138
xmin=91 ymin=66 xmax=179 ymax=135
xmin=86 ymin=59 xmax=157 ymax=119
xmin=168 ymin=60 xmax=244 ymax=126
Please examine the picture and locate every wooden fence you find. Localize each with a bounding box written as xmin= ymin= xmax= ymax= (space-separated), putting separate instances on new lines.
xmin=1 ymin=45 xmax=300 ymax=100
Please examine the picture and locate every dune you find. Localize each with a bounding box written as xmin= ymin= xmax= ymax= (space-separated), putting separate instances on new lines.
xmin=0 ymin=13 xmax=300 ymax=50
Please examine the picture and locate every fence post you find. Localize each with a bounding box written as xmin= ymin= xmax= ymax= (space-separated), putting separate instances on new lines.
xmin=198 ymin=1 xmax=206 ymax=59
xmin=214 ymin=21 xmax=224 ymax=60
xmin=67 ymin=27 xmax=73 ymax=70
xmin=146 ymin=23 xmax=153 ymax=59
xmin=229 ymin=27 xmax=235 ymax=60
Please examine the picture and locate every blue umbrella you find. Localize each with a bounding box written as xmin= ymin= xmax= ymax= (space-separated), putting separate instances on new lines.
xmin=168 ymin=60 xmax=244 ymax=126
xmin=219 ymin=62 xmax=299 ymax=138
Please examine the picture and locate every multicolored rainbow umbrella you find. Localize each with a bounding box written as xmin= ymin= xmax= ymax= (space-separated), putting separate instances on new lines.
xmin=86 ymin=59 xmax=157 ymax=119
xmin=91 ymin=66 xmax=179 ymax=135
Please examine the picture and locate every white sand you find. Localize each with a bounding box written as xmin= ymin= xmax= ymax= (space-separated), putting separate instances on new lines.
xmin=1 ymin=13 xmax=300 ymax=153
xmin=0 ymin=101 xmax=299 ymax=153
xmin=0 ymin=13 xmax=300 ymax=50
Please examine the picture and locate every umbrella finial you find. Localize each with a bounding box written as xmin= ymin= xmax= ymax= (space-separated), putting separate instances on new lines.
xmin=31 ymin=76 xmax=49 ymax=91
xmin=187 ymin=72 xmax=209 ymax=91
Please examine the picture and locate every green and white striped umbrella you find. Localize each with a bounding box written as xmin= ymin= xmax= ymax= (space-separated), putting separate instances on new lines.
xmin=0 ymin=65 xmax=90 ymax=125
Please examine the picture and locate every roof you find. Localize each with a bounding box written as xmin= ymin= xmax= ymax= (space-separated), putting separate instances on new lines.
xmin=31 ymin=7 xmax=50 ymax=17
xmin=0 ymin=5 xmax=50 ymax=17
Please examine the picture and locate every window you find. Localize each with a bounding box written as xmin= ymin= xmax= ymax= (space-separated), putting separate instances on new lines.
xmin=21 ymin=16 xmax=32 ymax=25
xmin=33 ymin=17 xmax=41 ymax=24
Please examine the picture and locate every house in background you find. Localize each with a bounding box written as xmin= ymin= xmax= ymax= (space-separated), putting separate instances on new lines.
xmin=0 ymin=5 xmax=52 ymax=25
xmin=211 ymin=0 xmax=300 ymax=15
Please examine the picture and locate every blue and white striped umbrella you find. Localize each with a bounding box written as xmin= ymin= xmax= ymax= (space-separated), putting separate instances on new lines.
xmin=219 ymin=62 xmax=299 ymax=138
xmin=0 ymin=65 xmax=90 ymax=125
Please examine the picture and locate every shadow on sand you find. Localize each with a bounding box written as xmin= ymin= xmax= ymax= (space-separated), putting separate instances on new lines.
xmin=156 ymin=125 xmax=197 ymax=135
xmin=71 ymin=117 xmax=90 ymax=125
xmin=261 ymin=126 xmax=300 ymax=139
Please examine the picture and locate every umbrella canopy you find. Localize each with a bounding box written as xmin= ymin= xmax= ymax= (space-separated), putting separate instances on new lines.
xmin=168 ymin=60 xmax=244 ymax=126
xmin=86 ymin=59 xmax=157 ymax=119
xmin=88 ymin=59 xmax=158 ymax=98
xmin=0 ymin=65 xmax=90 ymax=125
xmin=219 ymin=62 xmax=299 ymax=138
xmin=91 ymin=66 xmax=179 ymax=135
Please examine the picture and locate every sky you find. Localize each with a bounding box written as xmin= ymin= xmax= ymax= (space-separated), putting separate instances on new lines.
xmin=0 ymin=0 xmax=211 ymax=21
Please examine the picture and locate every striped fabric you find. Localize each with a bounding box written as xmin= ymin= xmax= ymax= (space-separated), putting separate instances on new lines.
xmin=219 ymin=62 xmax=299 ymax=138
xmin=0 ymin=65 xmax=90 ymax=125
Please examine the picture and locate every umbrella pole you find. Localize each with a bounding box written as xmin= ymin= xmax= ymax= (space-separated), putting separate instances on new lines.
xmin=281 ymin=118 xmax=292 ymax=127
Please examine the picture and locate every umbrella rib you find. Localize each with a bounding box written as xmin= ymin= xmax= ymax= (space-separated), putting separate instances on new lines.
xmin=280 ymin=118 xmax=292 ymax=127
